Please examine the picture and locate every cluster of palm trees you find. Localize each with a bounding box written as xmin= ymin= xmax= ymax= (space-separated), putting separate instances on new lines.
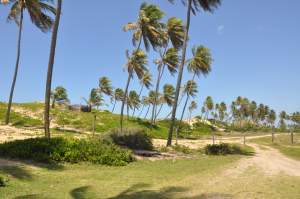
xmin=198 ymin=96 xmax=299 ymax=131
xmin=119 ymin=1 xmax=222 ymax=145
xmin=1 ymin=0 xmax=61 ymax=138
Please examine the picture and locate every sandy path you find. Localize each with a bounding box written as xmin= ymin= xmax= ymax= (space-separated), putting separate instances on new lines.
xmin=153 ymin=134 xmax=271 ymax=149
xmin=225 ymin=144 xmax=300 ymax=177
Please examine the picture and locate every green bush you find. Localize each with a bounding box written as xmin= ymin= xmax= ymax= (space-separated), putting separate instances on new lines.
xmin=0 ymin=175 xmax=7 ymax=187
xmin=172 ymin=144 xmax=193 ymax=154
xmin=0 ymin=137 xmax=134 ymax=166
xmin=204 ymin=143 xmax=253 ymax=156
xmin=104 ymin=128 xmax=153 ymax=150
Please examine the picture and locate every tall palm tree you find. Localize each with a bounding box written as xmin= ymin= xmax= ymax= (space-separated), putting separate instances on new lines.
xmin=133 ymin=72 xmax=152 ymax=116
xmin=204 ymin=96 xmax=214 ymax=119
xmin=188 ymin=100 xmax=197 ymax=122
xmin=167 ymin=0 xmax=221 ymax=146
xmin=111 ymin=88 xmax=124 ymax=113
xmin=83 ymin=88 xmax=103 ymax=110
xmin=279 ymin=111 xmax=287 ymax=130
xmin=44 ymin=0 xmax=62 ymax=138
xmin=123 ymin=2 xmax=165 ymax=51
xmin=155 ymin=84 xmax=175 ymax=119
xmin=51 ymin=86 xmax=68 ymax=108
xmin=120 ymin=49 xmax=148 ymax=130
xmin=1 ymin=0 xmax=56 ymax=125
xmin=141 ymin=96 xmax=151 ymax=119
xmin=179 ymin=80 xmax=198 ymax=122
xmin=187 ymin=45 xmax=212 ymax=80
xmin=127 ymin=90 xmax=141 ymax=118
xmin=98 ymin=76 xmax=113 ymax=97
xmin=151 ymin=17 xmax=184 ymax=123
xmin=152 ymin=48 xmax=180 ymax=123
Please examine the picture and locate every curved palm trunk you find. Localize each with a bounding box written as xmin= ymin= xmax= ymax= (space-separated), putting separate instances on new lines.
xmin=132 ymin=85 xmax=143 ymax=117
xmin=151 ymin=64 xmax=163 ymax=124
xmin=111 ymin=100 xmax=116 ymax=113
xmin=120 ymin=71 xmax=132 ymax=130
xmin=155 ymin=103 xmax=163 ymax=120
xmin=175 ymin=94 xmax=190 ymax=143
xmin=44 ymin=0 xmax=62 ymax=138
xmin=5 ymin=8 xmax=24 ymax=125
xmin=144 ymin=105 xmax=151 ymax=120
xmin=138 ymin=104 xmax=145 ymax=117
xmin=167 ymin=0 xmax=192 ymax=146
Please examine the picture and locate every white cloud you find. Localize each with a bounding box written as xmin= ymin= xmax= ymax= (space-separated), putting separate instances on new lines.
xmin=217 ymin=25 xmax=225 ymax=35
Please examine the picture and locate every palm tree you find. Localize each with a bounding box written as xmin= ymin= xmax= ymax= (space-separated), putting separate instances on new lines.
xmin=155 ymin=84 xmax=175 ymax=119
xmin=44 ymin=0 xmax=62 ymax=139
xmin=151 ymin=17 xmax=184 ymax=123
xmin=111 ymin=88 xmax=124 ymax=113
xmin=152 ymin=48 xmax=180 ymax=123
xmin=179 ymin=80 xmax=198 ymax=123
xmin=1 ymin=0 xmax=56 ymax=125
xmin=51 ymin=86 xmax=68 ymax=108
xmin=204 ymin=96 xmax=214 ymax=119
xmin=167 ymin=0 xmax=221 ymax=146
xmin=83 ymin=88 xmax=103 ymax=110
xmin=127 ymin=90 xmax=141 ymax=118
xmin=144 ymin=91 xmax=157 ymax=119
xmin=279 ymin=111 xmax=287 ymax=130
xmin=187 ymin=45 xmax=212 ymax=80
xmin=123 ymin=2 xmax=165 ymax=51
xmin=98 ymin=76 xmax=113 ymax=97
xmin=142 ymin=96 xmax=151 ymax=119
xmin=133 ymin=72 xmax=152 ymax=116
xmin=188 ymin=101 xmax=197 ymax=122
xmin=120 ymin=49 xmax=148 ymax=130
xmin=218 ymin=102 xmax=227 ymax=122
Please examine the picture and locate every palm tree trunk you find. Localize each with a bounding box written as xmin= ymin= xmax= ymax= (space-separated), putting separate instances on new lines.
xmin=5 ymin=8 xmax=24 ymax=125
xmin=44 ymin=0 xmax=62 ymax=139
xmin=51 ymin=99 xmax=55 ymax=109
xmin=167 ymin=0 xmax=192 ymax=146
xmin=155 ymin=104 xmax=163 ymax=120
xmin=120 ymin=71 xmax=132 ymax=130
xmin=111 ymin=100 xmax=116 ymax=113
xmin=144 ymin=105 xmax=151 ymax=120
xmin=151 ymin=64 xmax=163 ymax=124
xmin=138 ymin=104 xmax=145 ymax=118
xmin=133 ymin=85 xmax=144 ymax=117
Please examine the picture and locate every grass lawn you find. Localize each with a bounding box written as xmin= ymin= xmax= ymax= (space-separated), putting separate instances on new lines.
xmin=251 ymin=133 xmax=300 ymax=160
xmin=1 ymin=155 xmax=299 ymax=199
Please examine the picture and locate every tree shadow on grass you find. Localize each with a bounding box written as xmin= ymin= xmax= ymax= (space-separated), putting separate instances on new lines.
xmin=107 ymin=183 xmax=233 ymax=199
xmin=0 ymin=166 xmax=32 ymax=180
xmin=14 ymin=194 xmax=52 ymax=199
xmin=70 ymin=185 xmax=97 ymax=199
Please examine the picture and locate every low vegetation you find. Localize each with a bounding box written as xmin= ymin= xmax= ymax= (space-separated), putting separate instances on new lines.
xmin=103 ymin=128 xmax=153 ymax=150
xmin=0 ymin=137 xmax=134 ymax=166
xmin=204 ymin=143 xmax=254 ymax=156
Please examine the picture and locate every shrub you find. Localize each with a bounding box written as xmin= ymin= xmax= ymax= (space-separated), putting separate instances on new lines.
xmin=172 ymin=144 xmax=193 ymax=154
xmin=204 ymin=143 xmax=253 ymax=156
xmin=0 ymin=137 xmax=134 ymax=166
xmin=104 ymin=128 xmax=153 ymax=150
xmin=0 ymin=175 xmax=7 ymax=187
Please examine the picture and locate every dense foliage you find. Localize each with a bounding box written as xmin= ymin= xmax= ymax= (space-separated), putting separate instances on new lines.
xmin=104 ymin=128 xmax=153 ymax=150
xmin=0 ymin=137 xmax=134 ymax=166
xmin=204 ymin=143 xmax=253 ymax=156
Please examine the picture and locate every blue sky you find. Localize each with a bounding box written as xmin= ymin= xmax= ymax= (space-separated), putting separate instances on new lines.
xmin=1 ymin=0 xmax=299 ymax=118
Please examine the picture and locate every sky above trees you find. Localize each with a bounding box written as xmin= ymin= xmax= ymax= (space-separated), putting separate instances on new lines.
xmin=1 ymin=0 xmax=299 ymax=116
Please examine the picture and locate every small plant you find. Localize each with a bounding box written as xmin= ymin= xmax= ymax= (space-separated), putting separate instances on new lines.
xmin=104 ymin=128 xmax=153 ymax=150
xmin=0 ymin=175 xmax=7 ymax=187
xmin=204 ymin=143 xmax=253 ymax=156
xmin=172 ymin=144 xmax=193 ymax=154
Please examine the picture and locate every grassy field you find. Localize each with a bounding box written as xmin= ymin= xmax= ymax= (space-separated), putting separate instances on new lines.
xmin=251 ymin=133 xmax=300 ymax=160
xmin=0 ymin=102 xmax=214 ymax=139
xmin=0 ymin=155 xmax=299 ymax=199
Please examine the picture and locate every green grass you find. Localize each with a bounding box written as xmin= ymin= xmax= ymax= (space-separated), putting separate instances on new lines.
xmin=0 ymin=103 xmax=42 ymax=127
xmin=1 ymin=155 xmax=299 ymax=199
xmin=251 ymin=133 xmax=300 ymax=160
